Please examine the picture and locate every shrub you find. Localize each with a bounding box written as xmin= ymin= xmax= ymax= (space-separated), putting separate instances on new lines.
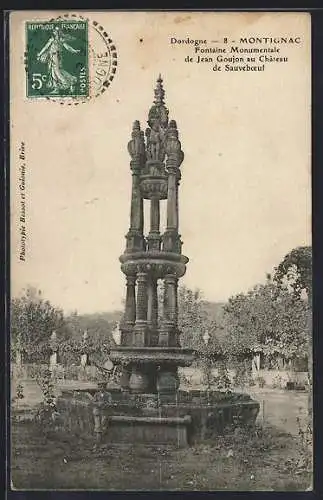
xmin=16 ymin=383 xmax=24 ymax=400
xmin=32 ymin=368 xmax=61 ymax=432
xmin=254 ymin=375 xmax=266 ymax=388
xmin=272 ymin=375 xmax=283 ymax=389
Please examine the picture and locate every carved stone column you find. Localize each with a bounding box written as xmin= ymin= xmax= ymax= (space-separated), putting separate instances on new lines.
xmin=120 ymin=275 xmax=136 ymax=346
xmin=147 ymin=196 xmax=161 ymax=251
xmin=167 ymin=274 xmax=177 ymax=324
xmin=126 ymin=121 xmax=145 ymax=252
xmin=163 ymin=120 xmax=183 ymax=253
xmin=162 ymin=168 xmax=179 ymax=254
xmin=175 ymin=180 xmax=179 ymax=231
xmin=174 ymin=277 xmax=180 ymax=346
xmin=151 ymin=279 xmax=159 ymax=330
xmin=159 ymin=274 xmax=177 ymax=347
xmin=134 ymin=271 xmax=148 ymax=346
xmin=126 ymin=174 xmax=145 ymax=252
xmin=130 ymin=173 xmax=144 ymax=232
xmin=151 ymin=196 xmax=160 ymax=232
xmin=166 ymin=168 xmax=178 ymax=231
xmin=147 ymin=278 xmax=159 ymax=345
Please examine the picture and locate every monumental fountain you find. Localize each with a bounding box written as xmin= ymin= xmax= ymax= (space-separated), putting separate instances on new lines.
xmin=109 ymin=75 xmax=194 ymax=394
xmin=57 ymin=77 xmax=259 ymax=447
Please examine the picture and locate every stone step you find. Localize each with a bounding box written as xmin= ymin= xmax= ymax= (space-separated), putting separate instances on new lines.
xmin=104 ymin=415 xmax=191 ymax=448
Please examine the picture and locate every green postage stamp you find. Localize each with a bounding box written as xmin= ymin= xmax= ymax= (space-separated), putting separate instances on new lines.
xmin=26 ymin=20 xmax=89 ymax=98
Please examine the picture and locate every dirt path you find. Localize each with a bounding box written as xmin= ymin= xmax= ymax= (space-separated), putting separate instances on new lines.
xmin=246 ymin=388 xmax=307 ymax=436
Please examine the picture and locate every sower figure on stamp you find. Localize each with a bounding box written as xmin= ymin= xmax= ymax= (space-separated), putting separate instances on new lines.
xmin=36 ymin=26 xmax=80 ymax=94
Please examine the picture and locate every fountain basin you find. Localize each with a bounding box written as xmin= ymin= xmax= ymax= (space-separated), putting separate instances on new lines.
xmin=109 ymin=346 xmax=195 ymax=367
xmin=55 ymin=387 xmax=260 ymax=447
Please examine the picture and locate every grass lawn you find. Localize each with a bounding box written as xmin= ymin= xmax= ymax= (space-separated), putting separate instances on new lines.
xmin=11 ymin=420 xmax=312 ymax=491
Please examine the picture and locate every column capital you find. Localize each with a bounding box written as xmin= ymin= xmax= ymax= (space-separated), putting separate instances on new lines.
xmin=167 ymin=165 xmax=179 ymax=175
xmin=130 ymin=165 xmax=142 ymax=175
xmin=164 ymin=273 xmax=177 ymax=284
xmin=136 ymin=271 xmax=148 ymax=282
xmin=126 ymin=275 xmax=137 ymax=285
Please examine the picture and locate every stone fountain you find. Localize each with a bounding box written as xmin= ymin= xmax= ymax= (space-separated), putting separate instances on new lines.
xmin=56 ymin=76 xmax=259 ymax=447
xmin=110 ymin=74 xmax=193 ymax=394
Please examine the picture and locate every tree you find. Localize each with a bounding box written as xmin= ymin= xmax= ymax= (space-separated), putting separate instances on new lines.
xmin=11 ymin=286 xmax=67 ymax=363
xmin=173 ymin=284 xmax=231 ymax=391
xmin=274 ymin=246 xmax=312 ymax=298
xmin=274 ymin=246 xmax=312 ymax=421
xmin=222 ymin=279 xmax=309 ymax=362
xmin=178 ymin=286 xmax=215 ymax=352
xmin=220 ymin=273 xmax=309 ymax=390
xmin=61 ymin=312 xmax=117 ymax=365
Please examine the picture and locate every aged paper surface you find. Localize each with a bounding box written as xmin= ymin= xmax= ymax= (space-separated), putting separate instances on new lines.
xmin=10 ymin=11 xmax=311 ymax=491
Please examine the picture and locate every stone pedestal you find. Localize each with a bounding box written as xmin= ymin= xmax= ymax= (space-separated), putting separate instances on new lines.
xmin=129 ymin=367 xmax=150 ymax=392
xmin=157 ymin=368 xmax=180 ymax=394
xmin=119 ymin=367 xmax=131 ymax=391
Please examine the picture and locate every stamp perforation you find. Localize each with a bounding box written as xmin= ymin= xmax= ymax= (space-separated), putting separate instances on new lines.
xmin=25 ymin=14 xmax=117 ymax=105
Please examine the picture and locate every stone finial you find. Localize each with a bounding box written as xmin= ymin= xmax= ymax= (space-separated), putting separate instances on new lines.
xmin=154 ymin=74 xmax=165 ymax=106
xmin=148 ymin=76 xmax=169 ymax=130
xmin=127 ymin=120 xmax=146 ymax=164
xmin=145 ymin=76 xmax=170 ymax=163
xmin=165 ymin=120 xmax=184 ymax=166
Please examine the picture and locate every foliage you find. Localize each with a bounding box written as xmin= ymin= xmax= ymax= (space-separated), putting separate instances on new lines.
xmin=12 ymin=383 xmax=25 ymax=405
xmin=272 ymin=374 xmax=283 ymax=389
xmin=16 ymin=384 xmax=24 ymax=400
xmin=11 ymin=286 xmax=68 ymax=363
xmin=177 ymin=285 xmax=221 ymax=357
xmin=254 ymin=375 xmax=266 ymax=388
xmin=36 ymin=368 xmax=56 ymax=407
xmin=274 ymin=246 xmax=312 ymax=420
xmin=33 ymin=367 xmax=61 ymax=430
xmin=231 ymin=359 xmax=253 ymax=387
xmin=274 ymin=246 xmax=312 ymax=298
xmin=63 ymin=312 xmax=117 ymax=365
xmin=221 ymin=279 xmax=309 ymax=360
xmin=11 ymin=286 xmax=118 ymax=367
xmin=212 ymin=363 xmax=232 ymax=392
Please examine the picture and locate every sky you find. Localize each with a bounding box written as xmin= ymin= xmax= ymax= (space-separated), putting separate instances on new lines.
xmin=10 ymin=11 xmax=311 ymax=314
